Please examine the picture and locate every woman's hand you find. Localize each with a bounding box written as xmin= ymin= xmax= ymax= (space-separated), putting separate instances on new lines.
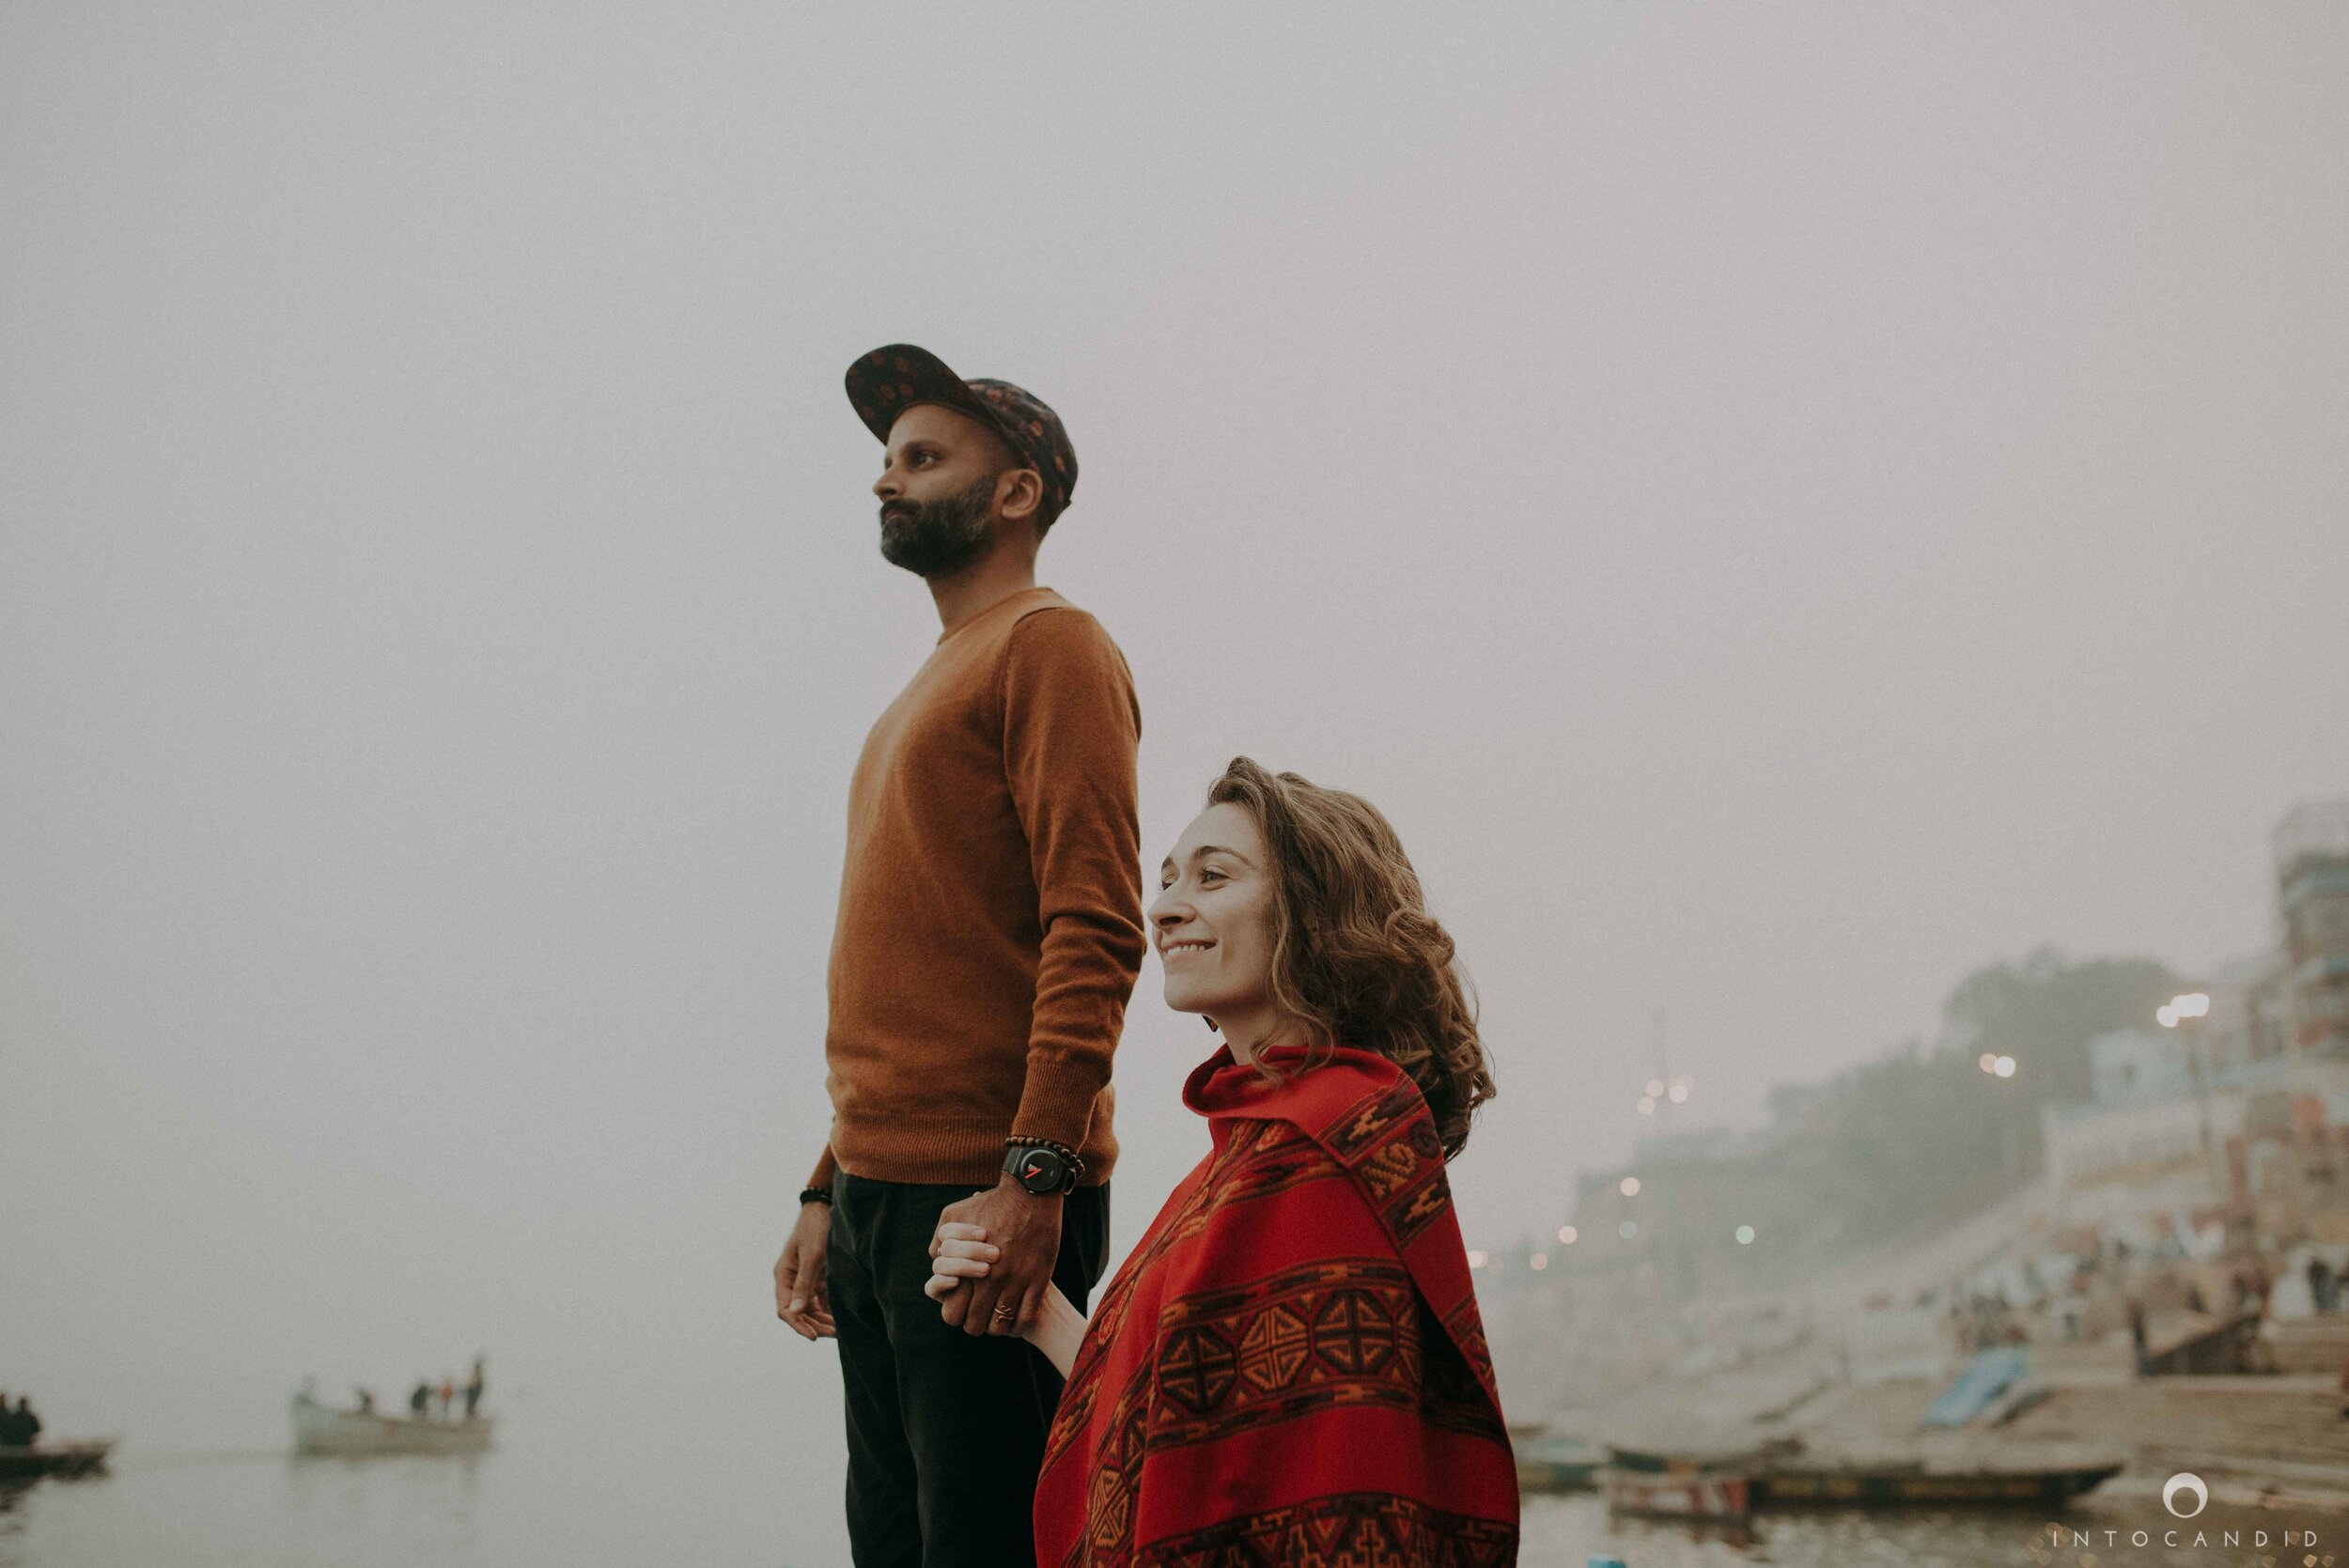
xmin=927 ymin=1219 xmax=1088 ymax=1376
xmin=926 ymin=1220 xmax=1002 ymax=1303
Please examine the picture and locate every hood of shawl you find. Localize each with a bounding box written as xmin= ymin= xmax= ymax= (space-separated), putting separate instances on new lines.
xmin=1181 ymin=1042 xmax=1403 ymax=1121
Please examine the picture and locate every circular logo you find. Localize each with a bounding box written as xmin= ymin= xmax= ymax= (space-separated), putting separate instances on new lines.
xmin=2162 ymin=1472 xmax=2208 ymax=1519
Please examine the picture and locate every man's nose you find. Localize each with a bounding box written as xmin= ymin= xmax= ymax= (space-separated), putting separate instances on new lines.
xmin=874 ymin=470 xmax=900 ymax=501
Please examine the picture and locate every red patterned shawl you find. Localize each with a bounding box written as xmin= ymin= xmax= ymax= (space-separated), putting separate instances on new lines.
xmin=1034 ymin=1046 xmax=1519 ymax=1567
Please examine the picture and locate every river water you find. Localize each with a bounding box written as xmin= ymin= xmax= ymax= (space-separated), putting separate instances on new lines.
xmin=3 ymin=1371 xmax=2335 ymax=1567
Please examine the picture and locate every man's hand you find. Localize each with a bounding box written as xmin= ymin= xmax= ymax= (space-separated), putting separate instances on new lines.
xmin=774 ymin=1202 xmax=836 ymax=1341
xmin=932 ymin=1175 xmax=1062 ymax=1337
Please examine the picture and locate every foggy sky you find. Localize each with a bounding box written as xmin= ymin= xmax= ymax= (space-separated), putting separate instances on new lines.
xmin=5 ymin=3 xmax=2345 ymax=1437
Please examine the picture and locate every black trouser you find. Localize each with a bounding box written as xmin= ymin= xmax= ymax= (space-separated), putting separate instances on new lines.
xmin=828 ymin=1172 xmax=1111 ymax=1568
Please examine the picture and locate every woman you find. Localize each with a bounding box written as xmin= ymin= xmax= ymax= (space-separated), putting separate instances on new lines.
xmin=929 ymin=757 xmax=1520 ymax=1566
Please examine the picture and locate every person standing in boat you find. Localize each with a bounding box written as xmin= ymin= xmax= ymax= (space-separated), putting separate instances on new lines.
xmin=462 ymin=1357 xmax=486 ymax=1419
xmin=928 ymin=759 xmax=1519 ymax=1565
xmin=771 ymin=345 xmax=1143 ymax=1568
xmin=409 ymin=1380 xmax=432 ymax=1421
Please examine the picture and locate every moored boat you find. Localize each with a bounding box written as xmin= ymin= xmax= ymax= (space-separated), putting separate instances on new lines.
xmin=1603 ymin=1467 xmax=1755 ymax=1522
xmin=1756 ymin=1459 xmax=2123 ymax=1510
xmin=290 ymin=1391 xmax=493 ymax=1457
xmin=1515 ymin=1435 xmax=1605 ymax=1492
xmin=0 ymin=1442 xmax=114 ymax=1480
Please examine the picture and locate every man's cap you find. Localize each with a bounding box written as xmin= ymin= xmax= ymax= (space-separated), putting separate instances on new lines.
xmin=846 ymin=344 xmax=1077 ymax=518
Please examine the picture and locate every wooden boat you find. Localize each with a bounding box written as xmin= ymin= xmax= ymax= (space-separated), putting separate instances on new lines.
xmin=290 ymin=1391 xmax=493 ymax=1457
xmin=1606 ymin=1437 xmax=1795 ymax=1474
xmin=1604 ymin=1467 xmax=1755 ymax=1522
xmin=1515 ymin=1436 xmax=1605 ymax=1492
xmin=1602 ymin=1442 xmax=1774 ymax=1521
xmin=0 ymin=1441 xmax=114 ymax=1480
xmin=1756 ymin=1460 xmax=2123 ymax=1510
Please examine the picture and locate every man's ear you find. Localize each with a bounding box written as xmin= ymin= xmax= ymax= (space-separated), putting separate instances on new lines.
xmin=995 ymin=467 xmax=1045 ymax=527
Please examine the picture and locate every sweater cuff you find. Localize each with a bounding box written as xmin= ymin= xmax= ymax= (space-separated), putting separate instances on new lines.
xmin=1009 ymin=1064 xmax=1100 ymax=1160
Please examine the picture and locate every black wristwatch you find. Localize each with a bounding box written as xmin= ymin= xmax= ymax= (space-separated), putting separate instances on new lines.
xmin=1002 ymin=1143 xmax=1077 ymax=1196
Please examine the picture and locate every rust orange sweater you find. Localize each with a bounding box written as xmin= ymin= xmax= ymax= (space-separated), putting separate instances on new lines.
xmin=806 ymin=587 xmax=1143 ymax=1189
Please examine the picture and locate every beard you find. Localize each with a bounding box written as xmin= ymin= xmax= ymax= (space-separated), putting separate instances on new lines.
xmin=878 ymin=474 xmax=997 ymax=579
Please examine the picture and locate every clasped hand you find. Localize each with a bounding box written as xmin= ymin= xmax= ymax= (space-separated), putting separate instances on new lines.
xmin=926 ymin=1209 xmax=1087 ymax=1377
xmin=925 ymin=1221 xmax=1006 ymax=1319
xmin=926 ymin=1177 xmax=1062 ymax=1337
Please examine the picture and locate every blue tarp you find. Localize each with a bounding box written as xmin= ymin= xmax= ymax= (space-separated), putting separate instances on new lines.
xmin=1921 ymin=1346 xmax=2030 ymax=1428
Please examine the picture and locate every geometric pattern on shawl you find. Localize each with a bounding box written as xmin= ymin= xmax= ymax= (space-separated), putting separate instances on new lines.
xmin=1034 ymin=1046 xmax=1519 ymax=1568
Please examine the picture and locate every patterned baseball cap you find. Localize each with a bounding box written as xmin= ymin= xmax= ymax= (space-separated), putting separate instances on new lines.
xmin=846 ymin=344 xmax=1077 ymax=518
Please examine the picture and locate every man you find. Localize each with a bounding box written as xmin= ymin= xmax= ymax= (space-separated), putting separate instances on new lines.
xmin=773 ymin=345 xmax=1143 ymax=1568
xmin=463 ymin=1356 xmax=487 ymax=1419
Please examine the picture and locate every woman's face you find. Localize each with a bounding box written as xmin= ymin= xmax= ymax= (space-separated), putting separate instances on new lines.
xmin=1149 ymin=801 xmax=1278 ymax=1026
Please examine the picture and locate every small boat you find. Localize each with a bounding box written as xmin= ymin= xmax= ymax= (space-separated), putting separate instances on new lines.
xmin=1757 ymin=1460 xmax=2123 ymax=1510
xmin=1606 ymin=1437 xmax=1794 ymax=1474
xmin=290 ymin=1391 xmax=493 ymax=1457
xmin=0 ymin=1442 xmax=114 ymax=1480
xmin=1604 ymin=1467 xmax=1755 ymax=1522
xmin=1602 ymin=1442 xmax=1776 ymax=1522
xmin=1516 ymin=1435 xmax=1605 ymax=1492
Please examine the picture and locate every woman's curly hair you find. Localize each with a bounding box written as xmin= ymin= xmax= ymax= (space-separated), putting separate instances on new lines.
xmin=1206 ymin=756 xmax=1495 ymax=1158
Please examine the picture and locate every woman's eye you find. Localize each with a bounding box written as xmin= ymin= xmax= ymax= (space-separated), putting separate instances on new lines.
xmin=1197 ymin=869 xmax=1224 ymax=885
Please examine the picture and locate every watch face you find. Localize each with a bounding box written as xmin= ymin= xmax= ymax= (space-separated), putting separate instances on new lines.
xmin=1013 ymin=1147 xmax=1068 ymax=1193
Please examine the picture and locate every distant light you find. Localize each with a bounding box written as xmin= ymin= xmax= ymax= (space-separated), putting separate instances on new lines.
xmin=1557 ymin=1225 xmax=1579 ymax=1245
xmin=1735 ymin=1225 xmax=1756 ymax=1245
xmin=1529 ymin=1252 xmax=1549 ymax=1271
xmin=1636 ymin=1095 xmax=1657 ymax=1115
xmin=2170 ymin=992 xmax=2210 ymax=1019
xmin=1645 ymin=1079 xmax=1666 ymax=1098
xmin=1667 ymin=1082 xmax=1690 ymax=1104
xmin=2156 ymin=1005 xmax=2178 ymax=1029
xmin=1618 ymin=1220 xmax=1638 ymax=1240
xmin=1468 ymin=1250 xmax=1488 ymax=1269
xmin=1619 ymin=1176 xmax=1641 ymax=1197
xmin=1978 ymin=1052 xmax=1999 ymax=1074
xmin=1994 ymin=1055 xmax=2016 ymax=1079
